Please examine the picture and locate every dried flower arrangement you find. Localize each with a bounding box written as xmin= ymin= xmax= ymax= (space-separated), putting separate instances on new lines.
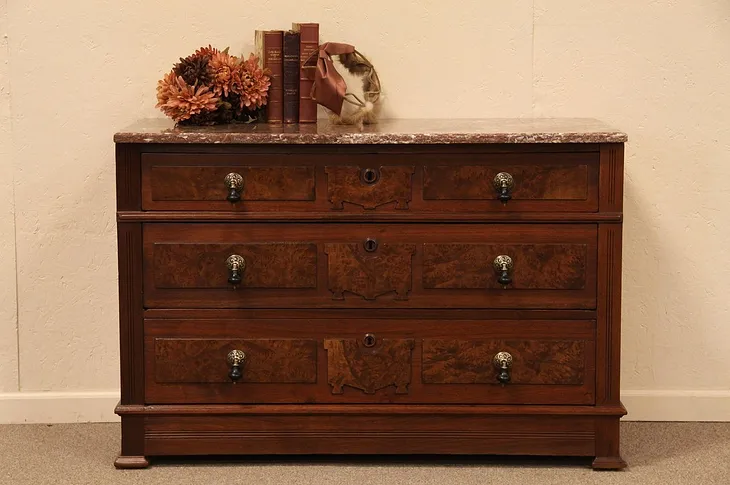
xmin=156 ymin=46 xmax=271 ymax=125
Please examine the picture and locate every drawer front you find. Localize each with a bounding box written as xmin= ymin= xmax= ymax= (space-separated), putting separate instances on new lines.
xmin=143 ymin=223 xmax=597 ymax=309
xmin=140 ymin=151 xmax=598 ymax=213
xmin=141 ymin=153 xmax=317 ymax=211
xmin=145 ymin=318 xmax=596 ymax=405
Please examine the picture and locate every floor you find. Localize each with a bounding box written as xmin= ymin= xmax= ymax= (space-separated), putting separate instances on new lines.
xmin=0 ymin=422 xmax=728 ymax=484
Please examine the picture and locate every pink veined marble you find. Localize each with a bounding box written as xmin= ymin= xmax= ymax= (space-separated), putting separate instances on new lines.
xmin=114 ymin=118 xmax=627 ymax=144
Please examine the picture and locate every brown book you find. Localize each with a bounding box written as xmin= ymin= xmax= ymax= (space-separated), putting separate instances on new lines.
xmin=283 ymin=31 xmax=300 ymax=123
xmin=291 ymin=22 xmax=319 ymax=123
xmin=256 ymin=30 xmax=284 ymax=123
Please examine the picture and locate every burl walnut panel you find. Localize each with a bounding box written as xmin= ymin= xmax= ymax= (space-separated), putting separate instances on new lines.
xmin=423 ymin=164 xmax=588 ymax=200
xmin=153 ymin=338 xmax=318 ymax=383
xmin=325 ymin=243 xmax=416 ymax=301
xmin=324 ymin=339 xmax=415 ymax=395
xmin=149 ymin=166 xmax=315 ymax=201
xmin=151 ymin=243 xmax=318 ymax=289
xmin=421 ymin=153 xmax=599 ymax=212
xmin=423 ymin=243 xmax=588 ymax=290
xmin=141 ymin=153 xmax=317 ymax=211
xmin=326 ymin=166 xmax=415 ymax=210
xmin=422 ymin=339 xmax=587 ymax=385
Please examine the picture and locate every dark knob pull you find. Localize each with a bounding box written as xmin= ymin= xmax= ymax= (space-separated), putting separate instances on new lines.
xmin=363 ymin=333 xmax=377 ymax=348
xmin=361 ymin=168 xmax=379 ymax=184
xmin=493 ymin=351 xmax=513 ymax=385
xmin=493 ymin=172 xmax=514 ymax=203
xmin=226 ymin=255 xmax=245 ymax=285
xmin=493 ymin=255 xmax=513 ymax=287
xmin=227 ymin=350 xmax=245 ymax=383
xmin=224 ymin=173 xmax=244 ymax=203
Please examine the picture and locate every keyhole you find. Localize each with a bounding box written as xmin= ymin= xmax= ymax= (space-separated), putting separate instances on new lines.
xmin=362 ymin=168 xmax=379 ymax=184
xmin=363 ymin=334 xmax=376 ymax=348
xmin=364 ymin=238 xmax=378 ymax=252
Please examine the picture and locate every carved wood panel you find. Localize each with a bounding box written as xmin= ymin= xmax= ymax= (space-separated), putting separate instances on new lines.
xmin=325 ymin=243 xmax=416 ymax=300
xmin=149 ymin=165 xmax=316 ymax=201
xmin=154 ymin=338 xmax=318 ymax=383
xmin=422 ymin=243 xmax=588 ymax=290
xmin=324 ymin=339 xmax=414 ymax=394
xmin=326 ymin=166 xmax=415 ymax=210
xmin=152 ymin=243 xmax=318 ymax=289
xmin=422 ymin=339 xmax=586 ymax=385
xmin=423 ymin=164 xmax=589 ymax=200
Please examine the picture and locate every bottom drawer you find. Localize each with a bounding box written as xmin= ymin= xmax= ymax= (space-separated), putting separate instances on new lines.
xmin=145 ymin=318 xmax=596 ymax=405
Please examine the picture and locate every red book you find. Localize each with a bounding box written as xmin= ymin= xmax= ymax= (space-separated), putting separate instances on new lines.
xmin=291 ymin=22 xmax=319 ymax=123
xmin=256 ymin=30 xmax=284 ymax=123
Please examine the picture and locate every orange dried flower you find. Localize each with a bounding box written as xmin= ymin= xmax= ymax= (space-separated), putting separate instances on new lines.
xmin=156 ymin=71 xmax=219 ymax=122
xmin=238 ymin=54 xmax=270 ymax=110
xmin=209 ymin=49 xmax=242 ymax=97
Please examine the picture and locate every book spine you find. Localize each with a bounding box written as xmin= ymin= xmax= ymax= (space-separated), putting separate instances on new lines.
xmin=260 ymin=30 xmax=284 ymax=123
xmin=283 ymin=31 xmax=300 ymax=123
xmin=293 ymin=23 xmax=319 ymax=123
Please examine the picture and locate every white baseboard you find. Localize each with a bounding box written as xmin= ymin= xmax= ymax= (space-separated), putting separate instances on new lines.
xmin=622 ymin=390 xmax=730 ymax=421
xmin=0 ymin=391 xmax=120 ymax=424
xmin=1 ymin=390 xmax=728 ymax=424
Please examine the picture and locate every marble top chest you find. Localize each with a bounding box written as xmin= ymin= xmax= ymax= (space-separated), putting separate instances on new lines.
xmin=114 ymin=118 xmax=627 ymax=469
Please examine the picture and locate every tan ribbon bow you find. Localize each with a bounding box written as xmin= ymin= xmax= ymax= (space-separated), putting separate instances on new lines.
xmin=312 ymin=42 xmax=356 ymax=116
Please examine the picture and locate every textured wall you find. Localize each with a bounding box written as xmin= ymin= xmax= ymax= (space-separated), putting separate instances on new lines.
xmin=0 ymin=0 xmax=18 ymax=393
xmin=1 ymin=1 xmax=729 ymax=418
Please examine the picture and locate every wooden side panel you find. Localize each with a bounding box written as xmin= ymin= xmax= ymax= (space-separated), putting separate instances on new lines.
xmin=422 ymin=339 xmax=586 ymax=385
xmin=596 ymin=224 xmax=623 ymax=405
xmin=117 ymin=223 xmax=144 ymax=404
xmin=153 ymin=338 xmax=318 ymax=383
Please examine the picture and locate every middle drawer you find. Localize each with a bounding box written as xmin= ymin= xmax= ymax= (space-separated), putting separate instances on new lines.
xmin=143 ymin=223 xmax=597 ymax=310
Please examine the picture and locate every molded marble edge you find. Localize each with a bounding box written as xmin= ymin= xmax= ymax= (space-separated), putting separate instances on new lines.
xmin=114 ymin=118 xmax=628 ymax=144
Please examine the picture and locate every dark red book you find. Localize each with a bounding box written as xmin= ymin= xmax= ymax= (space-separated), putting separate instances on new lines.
xmin=283 ymin=31 xmax=300 ymax=123
xmin=256 ymin=30 xmax=284 ymax=123
xmin=291 ymin=22 xmax=319 ymax=123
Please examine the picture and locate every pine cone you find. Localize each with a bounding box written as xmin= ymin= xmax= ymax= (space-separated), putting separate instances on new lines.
xmin=174 ymin=53 xmax=212 ymax=86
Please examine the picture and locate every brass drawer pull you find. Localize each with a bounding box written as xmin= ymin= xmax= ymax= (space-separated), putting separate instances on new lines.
xmin=493 ymin=172 xmax=514 ymax=203
xmin=224 ymin=172 xmax=244 ymax=203
xmin=226 ymin=254 xmax=245 ymax=285
xmin=227 ymin=350 xmax=246 ymax=383
xmin=493 ymin=351 xmax=513 ymax=385
xmin=493 ymin=255 xmax=513 ymax=287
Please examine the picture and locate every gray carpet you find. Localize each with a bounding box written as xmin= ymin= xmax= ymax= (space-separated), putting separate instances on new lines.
xmin=0 ymin=422 xmax=729 ymax=484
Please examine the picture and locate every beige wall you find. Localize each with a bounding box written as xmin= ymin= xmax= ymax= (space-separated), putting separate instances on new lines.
xmin=0 ymin=0 xmax=19 ymax=394
xmin=1 ymin=1 xmax=728 ymax=422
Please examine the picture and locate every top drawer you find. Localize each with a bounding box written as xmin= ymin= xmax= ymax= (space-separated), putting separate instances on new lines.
xmin=140 ymin=151 xmax=599 ymax=213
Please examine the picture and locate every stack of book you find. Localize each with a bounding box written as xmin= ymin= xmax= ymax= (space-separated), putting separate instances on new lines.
xmin=255 ymin=23 xmax=319 ymax=124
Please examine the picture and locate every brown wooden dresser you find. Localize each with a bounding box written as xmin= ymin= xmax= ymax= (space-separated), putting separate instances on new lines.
xmin=113 ymin=119 xmax=627 ymax=470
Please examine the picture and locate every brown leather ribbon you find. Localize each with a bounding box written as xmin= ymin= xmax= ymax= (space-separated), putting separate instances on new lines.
xmin=312 ymin=42 xmax=356 ymax=115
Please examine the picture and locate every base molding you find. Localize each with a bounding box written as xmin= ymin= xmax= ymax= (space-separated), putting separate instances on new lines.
xmin=621 ymin=390 xmax=730 ymax=421
xmin=0 ymin=391 xmax=119 ymax=424
xmin=3 ymin=390 xmax=730 ymax=424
